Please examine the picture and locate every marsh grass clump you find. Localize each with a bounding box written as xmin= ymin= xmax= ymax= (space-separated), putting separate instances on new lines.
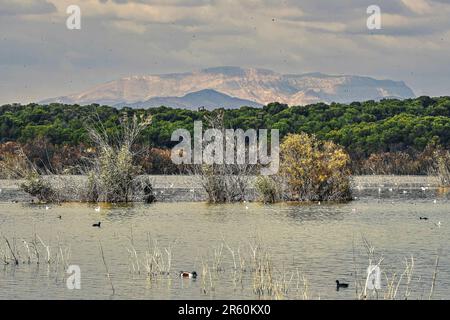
xmin=352 ymin=237 xmax=442 ymax=301
xmin=1 ymin=233 xmax=70 ymax=268
xmin=83 ymin=113 xmax=154 ymax=203
xmin=126 ymin=234 xmax=174 ymax=278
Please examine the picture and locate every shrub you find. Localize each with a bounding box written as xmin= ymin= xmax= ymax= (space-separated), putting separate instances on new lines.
xmin=20 ymin=172 xmax=57 ymax=202
xmin=85 ymin=114 xmax=154 ymax=203
xmin=0 ymin=142 xmax=29 ymax=179
xmin=193 ymin=164 xmax=253 ymax=203
xmin=430 ymin=149 xmax=450 ymax=187
xmin=279 ymin=133 xmax=352 ymax=201
xmin=254 ymin=176 xmax=282 ymax=204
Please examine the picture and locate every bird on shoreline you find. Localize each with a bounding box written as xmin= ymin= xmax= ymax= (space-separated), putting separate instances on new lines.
xmin=92 ymin=222 xmax=101 ymax=228
xmin=180 ymin=271 xmax=197 ymax=279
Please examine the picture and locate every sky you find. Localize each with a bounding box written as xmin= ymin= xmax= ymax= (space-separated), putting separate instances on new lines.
xmin=1 ymin=0 xmax=450 ymax=104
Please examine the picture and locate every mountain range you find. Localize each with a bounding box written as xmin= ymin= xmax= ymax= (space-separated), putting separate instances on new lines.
xmin=41 ymin=66 xmax=415 ymax=109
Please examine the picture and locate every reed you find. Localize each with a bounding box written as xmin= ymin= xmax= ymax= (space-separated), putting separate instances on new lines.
xmin=99 ymin=241 xmax=115 ymax=295
xmin=126 ymin=234 xmax=174 ymax=277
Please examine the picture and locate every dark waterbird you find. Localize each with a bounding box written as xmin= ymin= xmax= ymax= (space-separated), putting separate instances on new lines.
xmin=92 ymin=222 xmax=101 ymax=228
xmin=336 ymin=280 xmax=349 ymax=291
xmin=420 ymin=217 xmax=428 ymax=220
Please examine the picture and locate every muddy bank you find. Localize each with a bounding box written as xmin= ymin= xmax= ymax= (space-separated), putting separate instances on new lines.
xmin=0 ymin=175 xmax=442 ymax=203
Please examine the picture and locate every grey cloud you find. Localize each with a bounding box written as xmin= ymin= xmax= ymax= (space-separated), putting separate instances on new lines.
xmin=0 ymin=0 xmax=56 ymax=15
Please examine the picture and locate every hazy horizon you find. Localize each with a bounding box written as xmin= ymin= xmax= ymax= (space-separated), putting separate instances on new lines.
xmin=1 ymin=0 xmax=450 ymax=105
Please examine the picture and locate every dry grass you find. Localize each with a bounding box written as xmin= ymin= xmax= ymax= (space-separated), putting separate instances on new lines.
xmin=1 ymin=233 xmax=70 ymax=267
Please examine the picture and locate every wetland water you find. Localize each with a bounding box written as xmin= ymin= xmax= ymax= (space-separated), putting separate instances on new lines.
xmin=0 ymin=184 xmax=449 ymax=300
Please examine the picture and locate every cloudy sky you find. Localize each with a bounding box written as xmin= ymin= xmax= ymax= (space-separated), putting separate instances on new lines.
xmin=1 ymin=0 xmax=450 ymax=104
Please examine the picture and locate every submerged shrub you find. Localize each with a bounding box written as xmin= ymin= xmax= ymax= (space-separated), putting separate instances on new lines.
xmin=194 ymin=164 xmax=253 ymax=203
xmin=85 ymin=114 xmax=155 ymax=203
xmin=20 ymin=173 xmax=56 ymax=203
xmin=254 ymin=176 xmax=282 ymax=204
xmin=431 ymin=149 xmax=450 ymax=187
xmin=279 ymin=133 xmax=352 ymax=201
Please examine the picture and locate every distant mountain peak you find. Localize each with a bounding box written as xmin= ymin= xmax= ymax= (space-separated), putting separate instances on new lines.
xmin=121 ymin=88 xmax=262 ymax=110
xmin=41 ymin=66 xmax=415 ymax=109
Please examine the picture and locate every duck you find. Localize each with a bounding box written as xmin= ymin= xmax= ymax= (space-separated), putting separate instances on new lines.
xmin=94 ymin=206 xmax=101 ymax=212
xmin=92 ymin=222 xmax=101 ymax=228
xmin=336 ymin=280 xmax=349 ymax=290
xmin=58 ymin=215 xmax=62 ymax=219
xmin=179 ymin=271 xmax=197 ymax=279
xmin=419 ymin=217 xmax=428 ymax=220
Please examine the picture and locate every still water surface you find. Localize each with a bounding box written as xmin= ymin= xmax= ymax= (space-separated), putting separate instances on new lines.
xmin=0 ymin=188 xmax=449 ymax=300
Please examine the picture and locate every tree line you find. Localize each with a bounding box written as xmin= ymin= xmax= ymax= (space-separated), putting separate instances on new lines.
xmin=1 ymin=96 xmax=449 ymax=162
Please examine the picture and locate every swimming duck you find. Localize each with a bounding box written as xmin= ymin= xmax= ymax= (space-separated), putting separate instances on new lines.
xmin=92 ymin=222 xmax=101 ymax=228
xmin=336 ymin=280 xmax=349 ymax=290
xmin=179 ymin=271 xmax=197 ymax=279
xmin=419 ymin=217 xmax=428 ymax=220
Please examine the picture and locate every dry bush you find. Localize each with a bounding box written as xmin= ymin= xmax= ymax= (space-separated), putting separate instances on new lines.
xmin=0 ymin=142 xmax=59 ymax=202
xmin=0 ymin=142 xmax=29 ymax=179
xmin=430 ymin=148 xmax=450 ymax=187
xmin=192 ymin=163 xmax=254 ymax=203
xmin=137 ymin=147 xmax=179 ymax=174
xmin=354 ymin=145 xmax=436 ymax=175
xmin=279 ymin=133 xmax=352 ymax=201
xmin=358 ymin=152 xmax=418 ymax=175
xmin=254 ymin=175 xmax=283 ymax=204
xmin=83 ymin=113 xmax=154 ymax=203
xmin=188 ymin=110 xmax=255 ymax=203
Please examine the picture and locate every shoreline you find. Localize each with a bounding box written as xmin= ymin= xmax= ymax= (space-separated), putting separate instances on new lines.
xmin=0 ymin=175 xmax=443 ymax=203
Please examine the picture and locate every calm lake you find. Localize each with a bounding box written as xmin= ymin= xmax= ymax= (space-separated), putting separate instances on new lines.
xmin=0 ymin=187 xmax=449 ymax=300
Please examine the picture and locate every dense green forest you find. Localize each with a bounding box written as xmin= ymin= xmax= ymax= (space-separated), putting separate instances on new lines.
xmin=1 ymin=96 xmax=449 ymax=160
